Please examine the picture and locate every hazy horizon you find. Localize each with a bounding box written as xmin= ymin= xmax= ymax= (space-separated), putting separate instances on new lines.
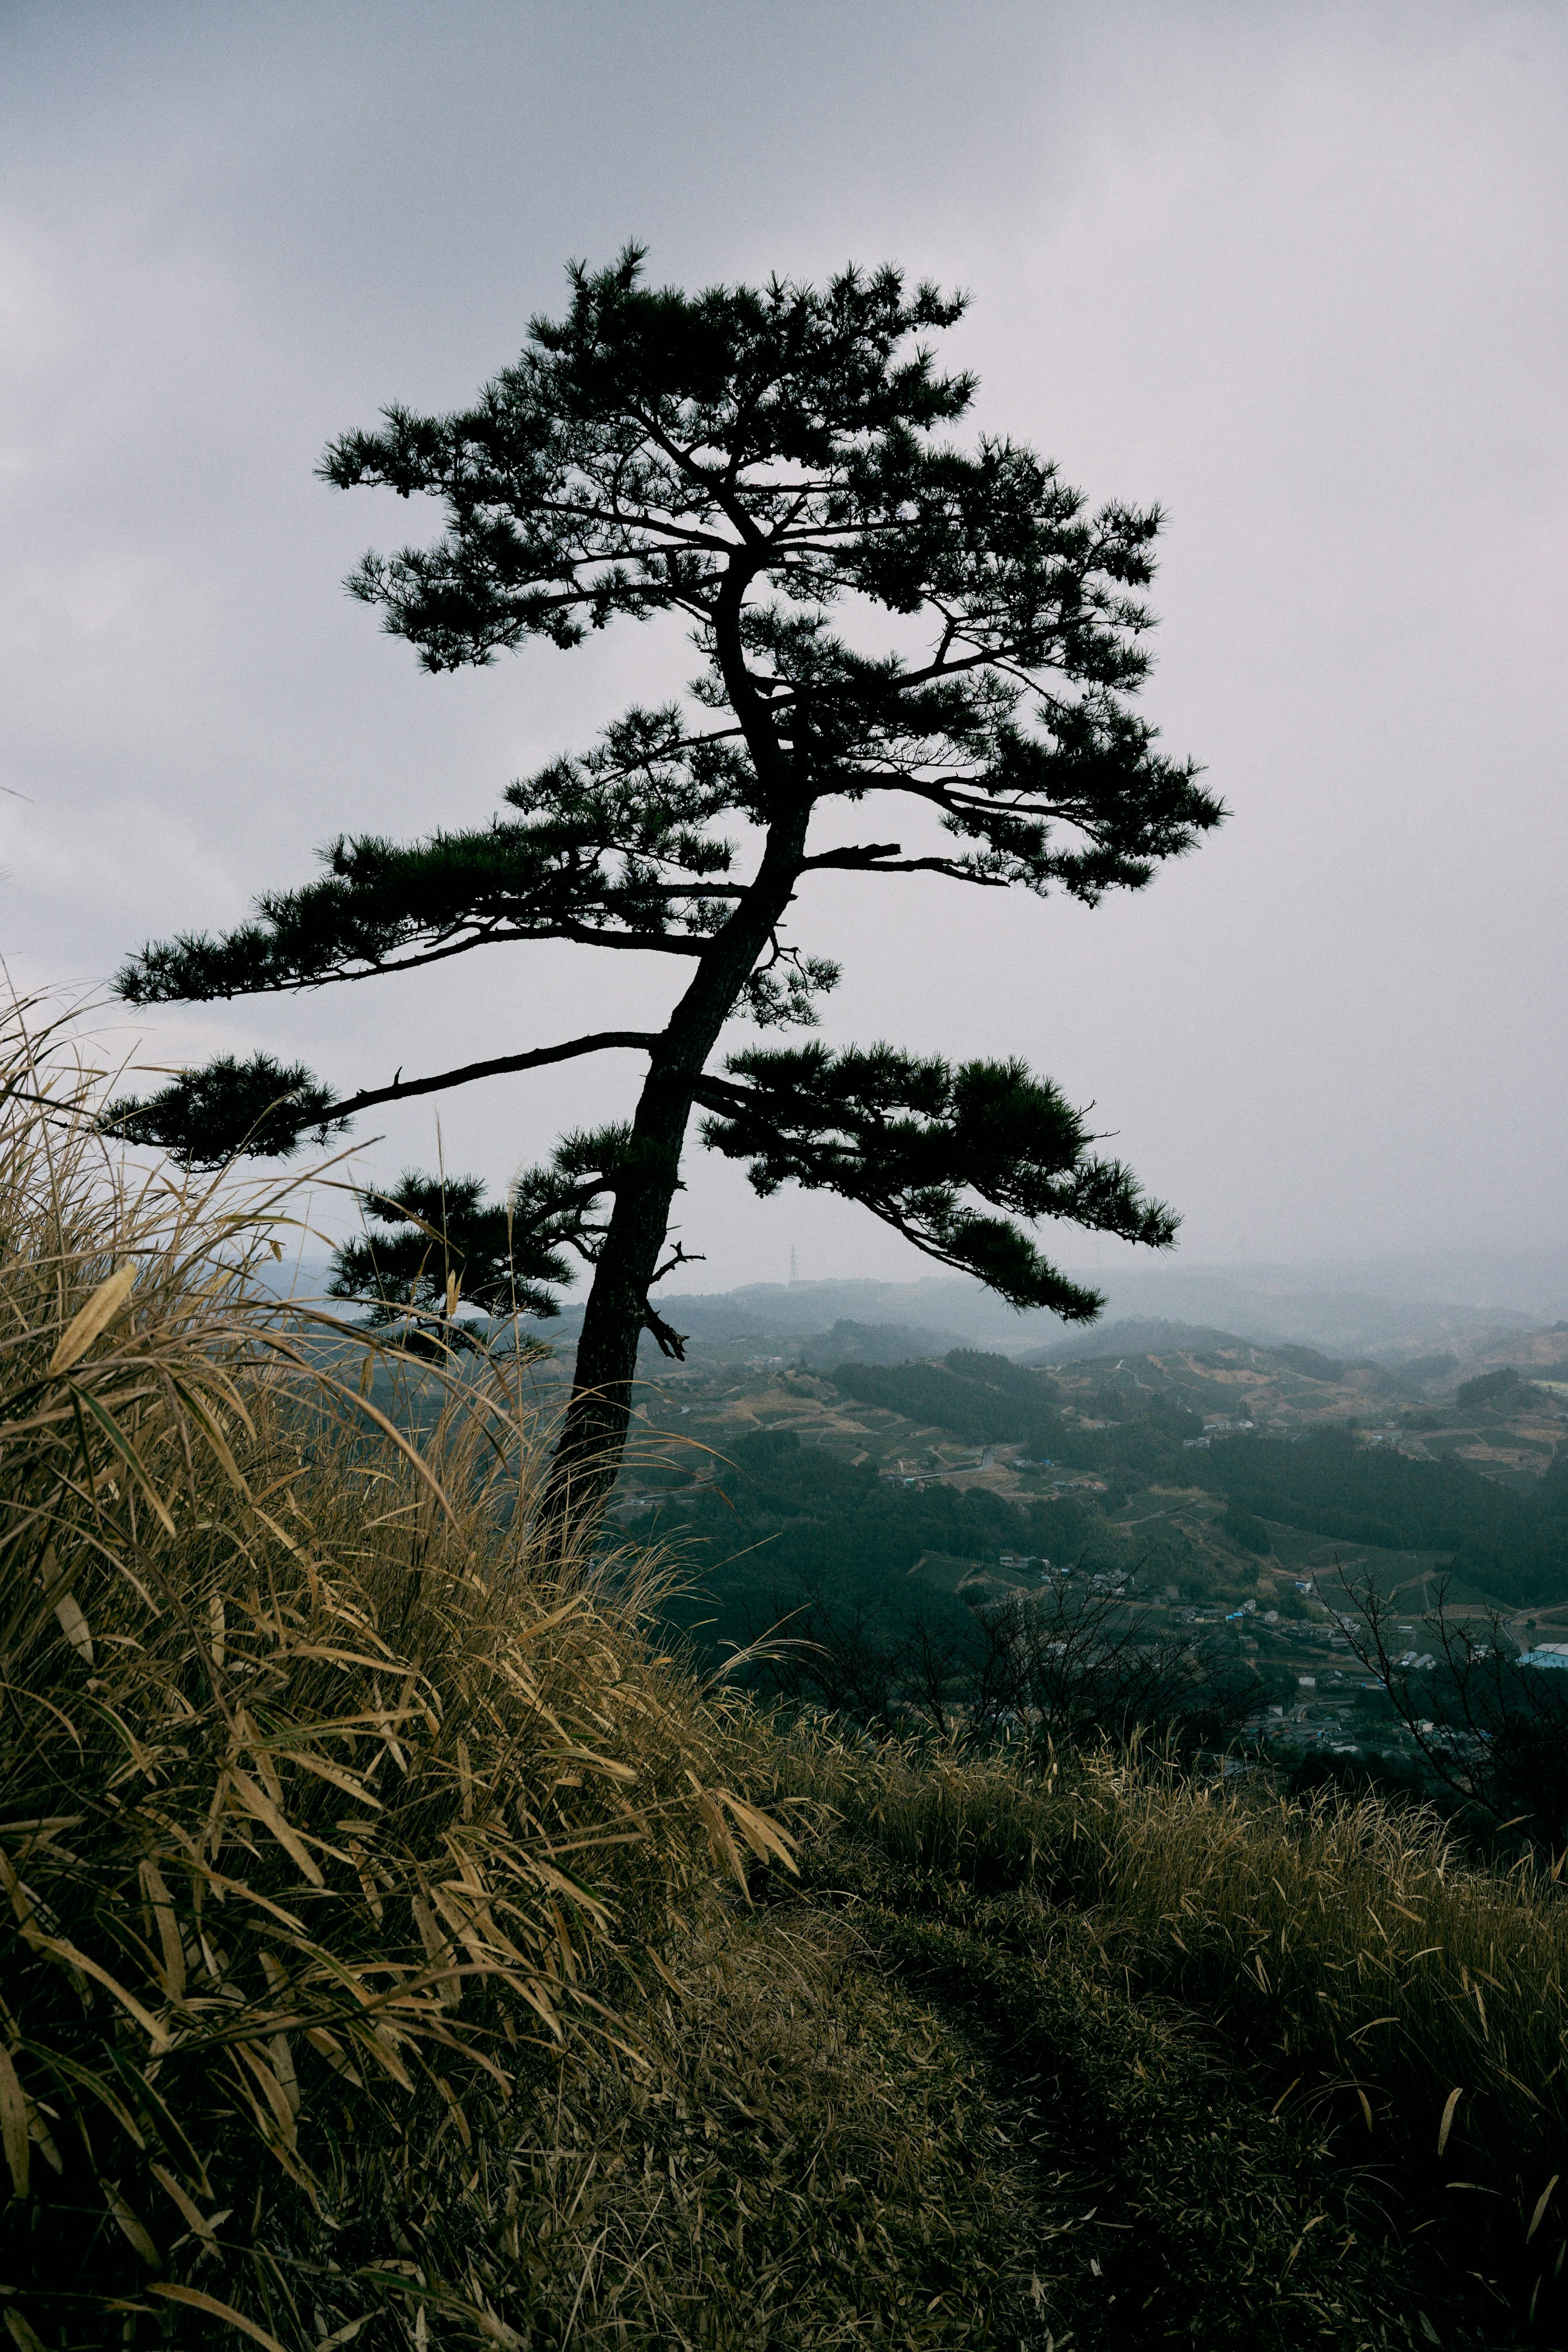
xmin=3 ymin=2 xmax=1564 ymax=1291
xmin=266 ymin=1237 xmax=1568 ymax=1359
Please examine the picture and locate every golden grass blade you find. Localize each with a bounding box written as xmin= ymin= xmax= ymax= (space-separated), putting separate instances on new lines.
xmin=690 ymin=1785 xmax=747 ymax=1896
xmin=22 ymin=1931 xmax=172 ymax=2052
xmin=269 ymin=1746 xmax=382 ymax=1808
xmin=232 ymin=2040 xmax=300 ymax=2152
xmin=272 ymin=1349 xmax=454 ymax=1523
xmin=138 ymin=1859 xmax=187 ymax=2002
xmin=171 ymin=1376 xmax=252 ymax=1497
xmin=53 ymin=1590 xmax=94 ymax=1665
xmin=303 ymin=2026 xmax=365 ymax=2089
xmin=557 ymin=1746 xmax=638 ymax=1784
xmin=104 ymin=2179 xmax=160 ymax=2264
xmin=712 ymin=1789 xmax=798 ymax=1875
xmin=1437 ymin=2087 xmax=1463 ymax=2157
xmin=147 ymin=2283 xmax=294 ymax=2351
xmin=269 ymin=2031 xmax=300 ymax=2118
xmin=1527 ymin=2174 xmax=1559 ymax=2244
xmin=48 ymin=1262 xmax=135 ymax=1375
xmin=227 ymin=1769 xmax=326 ymax=1886
xmin=0 ymin=2042 xmax=30 ymax=2197
xmin=149 ymin=2163 xmax=219 ymax=2251
xmin=65 ymin=1382 xmax=178 ymax=1535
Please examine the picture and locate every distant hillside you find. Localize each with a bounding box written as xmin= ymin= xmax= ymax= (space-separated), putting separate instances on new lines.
xmin=1024 ymin=1317 xmax=1261 ymax=1366
xmin=622 ymin=1320 xmax=1568 ymax=1642
xmin=1203 ymin=1427 xmax=1568 ymax=1605
xmin=796 ymin=1319 xmax=966 ymax=1369
xmin=541 ymin=1276 xmax=1048 ymax=1363
xmin=831 ymin=1351 xmax=1065 ymax=1448
xmin=631 ymin=1276 xmax=1039 ymax=1345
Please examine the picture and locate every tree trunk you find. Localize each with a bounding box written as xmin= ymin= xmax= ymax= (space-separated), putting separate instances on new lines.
xmin=538 ymin=809 xmax=808 ymax=1544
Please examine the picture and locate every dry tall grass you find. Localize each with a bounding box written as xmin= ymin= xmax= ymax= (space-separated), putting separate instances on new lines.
xmin=0 ymin=1008 xmax=787 ymax=2349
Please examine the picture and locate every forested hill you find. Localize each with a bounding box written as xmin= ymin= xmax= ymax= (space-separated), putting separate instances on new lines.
xmin=832 ymin=1348 xmax=1210 ymax=1485
xmin=653 ymin=1422 xmax=1107 ymax=1657
xmin=831 ymin=1351 xmax=1068 ymax=1447
xmin=1203 ymin=1427 xmax=1568 ymax=1605
xmin=831 ymin=1347 xmax=1568 ymax=1604
xmin=613 ymin=1330 xmax=1568 ymax=1639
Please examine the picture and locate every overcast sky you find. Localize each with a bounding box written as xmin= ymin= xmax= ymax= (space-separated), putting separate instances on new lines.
xmin=2 ymin=1 xmax=1564 ymax=1294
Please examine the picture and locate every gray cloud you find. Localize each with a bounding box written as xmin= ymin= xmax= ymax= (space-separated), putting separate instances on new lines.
xmin=2 ymin=0 xmax=1563 ymax=1290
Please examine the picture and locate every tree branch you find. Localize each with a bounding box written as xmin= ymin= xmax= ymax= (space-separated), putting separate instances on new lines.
xmin=199 ymin=923 xmax=713 ymax=996
xmin=799 ymin=844 xmax=1009 ymax=884
xmin=799 ymin=843 xmax=903 ymax=872
xmin=320 ymin=1031 xmax=658 ymax=1124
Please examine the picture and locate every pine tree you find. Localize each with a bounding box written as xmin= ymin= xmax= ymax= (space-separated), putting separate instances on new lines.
xmin=326 ymin=1172 xmax=572 ymax=1354
xmin=109 ymin=249 xmax=1223 ymax=1525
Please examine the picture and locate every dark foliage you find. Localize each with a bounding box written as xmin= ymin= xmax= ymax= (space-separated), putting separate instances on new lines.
xmin=1455 ymin=1364 xmax=1526 ymax=1410
xmin=1223 ymin=1499 xmax=1274 ymax=1555
xmin=103 ymin=1053 xmax=345 ymax=1166
xmin=327 ymin=1171 xmax=574 ymax=1342
xmin=962 ymin=1579 xmax=1258 ymax=1755
xmin=648 ymin=1427 xmax=1253 ymax=1752
xmin=699 ymin=1046 xmax=1176 ymax=1316
xmin=830 ymin=1346 xmax=1208 ymax=1498
xmin=1283 ymin=1746 xmax=1436 ymax=1808
xmin=1332 ymin=1567 xmax=1568 ymax=1847
xmin=653 ymin=1425 xmax=1096 ymax=1660
xmin=737 ymin=1548 xmax=1254 ymax=1757
xmin=794 ymin=1318 xmax=957 ymax=1369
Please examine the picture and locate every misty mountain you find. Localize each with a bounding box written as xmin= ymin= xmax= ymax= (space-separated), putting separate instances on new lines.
xmin=1068 ymin=1269 xmax=1548 ymax=1358
xmin=1023 ymin=1317 xmax=1287 ymax=1367
xmin=264 ymin=1243 xmax=1565 ymax=1370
